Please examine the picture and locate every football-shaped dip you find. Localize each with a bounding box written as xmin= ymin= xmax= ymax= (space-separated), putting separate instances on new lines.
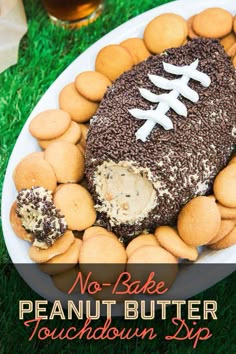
xmin=86 ymin=39 xmax=236 ymax=240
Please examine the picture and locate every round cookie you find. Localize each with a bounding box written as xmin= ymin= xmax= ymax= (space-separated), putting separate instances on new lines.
xmin=234 ymin=16 xmax=236 ymax=34
xmin=144 ymin=13 xmax=188 ymax=54
xmin=76 ymin=143 xmax=85 ymax=157
xmin=226 ymin=43 xmax=236 ymax=57
xmin=75 ymin=71 xmax=112 ymax=102
xmin=38 ymin=121 xmax=81 ymax=149
xmin=208 ymin=219 xmax=235 ymax=244
xmin=79 ymin=235 xmax=126 ymax=263
xmin=29 ymin=231 xmax=75 ymax=263
xmin=79 ymin=235 xmax=127 ymax=283
xmin=177 ymin=196 xmax=221 ymax=246
xmin=83 ymin=226 xmax=117 ymax=241
xmin=210 ymin=226 xmax=236 ymax=250
xmin=155 ymin=226 xmax=198 ymax=261
xmin=10 ymin=201 xmax=33 ymax=242
xmin=187 ymin=16 xmax=199 ymax=39
xmin=120 ymin=38 xmax=151 ymax=64
xmin=213 ymin=164 xmax=236 ymax=208
xmin=127 ymin=246 xmax=178 ymax=289
xmin=53 ymin=183 xmax=96 ymax=231
xmin=193 ymin=8 xmax=233 ymax=38
xmin=217 ymin=202 xmax=236 ymax=220
xmin=78 ymin=124 xmax=89 ymax=148
xmin=21 ymin=151 xmax=45 ymax=161
xmin=59 ymin=83 xmax=98 ymax=123
xmin=13 ymin=156 xmax=57 ymax=192
xmin=126 ymin=233 xmax=159 ymax=258
xmin=12 ymin=152 xmax=44 ymax=181
xmin=44 ymin=140 xmax=85 ymax=183
xmin=220 ymin=32 xmax=236 ymax=52
xmin=208 ymin=195 xmax=216 ymax=202
xmin=39 ymin=239 xmax=82 ymax=275
xmin=52 ymin=266 xmax=80 ymax=293
xmin=95 ymin=44 xmax=134 ymax=81
xmin=29 ymin=109 xmax=71 ymax=140
xmin=127 ymin=245 xmax=177 ymax=263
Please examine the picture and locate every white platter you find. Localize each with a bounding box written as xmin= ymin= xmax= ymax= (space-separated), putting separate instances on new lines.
xmin=1 ymin=0 xmax=236 ymax=312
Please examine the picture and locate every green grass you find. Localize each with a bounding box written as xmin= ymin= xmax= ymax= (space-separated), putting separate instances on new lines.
xmin=0 ymin=0 xmax=235 ymax=353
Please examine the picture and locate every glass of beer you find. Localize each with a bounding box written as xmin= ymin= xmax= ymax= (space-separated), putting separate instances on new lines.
xmin=42 ymin=0 xmax=104 ymax=28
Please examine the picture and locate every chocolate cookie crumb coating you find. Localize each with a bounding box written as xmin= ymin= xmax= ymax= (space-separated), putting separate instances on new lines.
xmin=86 ymin=39 xmax=236 ymax=240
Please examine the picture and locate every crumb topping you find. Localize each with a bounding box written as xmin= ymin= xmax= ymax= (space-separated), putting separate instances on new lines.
xmin=16 ymin=186 xmax=67 ymax=249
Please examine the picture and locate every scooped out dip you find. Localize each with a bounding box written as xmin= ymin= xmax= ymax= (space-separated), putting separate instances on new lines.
xmin=94 ymin=161 xmax=157 ymax=226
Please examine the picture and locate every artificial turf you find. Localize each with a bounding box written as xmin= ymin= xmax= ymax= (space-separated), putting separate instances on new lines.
xmin=0 ymin=0 xmax=235 ymax=353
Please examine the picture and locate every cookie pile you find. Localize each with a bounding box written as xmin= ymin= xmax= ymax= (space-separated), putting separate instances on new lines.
xmin=28 ymin=108 xmax=88 ymax=155
xmin=95 ymin=39 xmax=151 ymax=81
xmin=59 ymin=72 xmax=110 ymax=123
xmin=9 ymin=6 xmax=236 ymax=296
xmin=188 ymin=8 xmax=236 ymax=67
xmin=66 ymin=8 xmax=235 ymax=114
xmin=10 ymin=107 xmax=97 ymax=270
xmin=55 ymin=7 xmax=236 ymax=125
xmin=164 ymin=155 xmax=236 ymax=251
xmin=94 ymin=7 xmax=236 ymax=84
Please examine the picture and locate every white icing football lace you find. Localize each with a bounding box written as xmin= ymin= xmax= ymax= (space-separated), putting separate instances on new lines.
xmin=128 ymin=59 xmax=211 ymax=142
